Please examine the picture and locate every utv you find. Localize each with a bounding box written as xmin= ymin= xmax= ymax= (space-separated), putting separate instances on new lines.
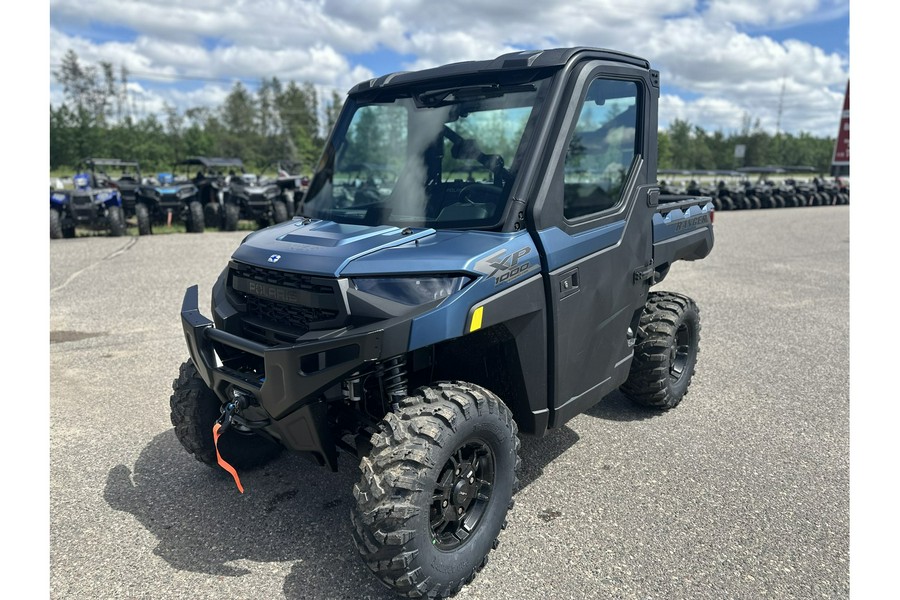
xmin=50 ymin=161 xmax=126 ymax=239
xmin=171 ymin=47 xmax=715 ymax=598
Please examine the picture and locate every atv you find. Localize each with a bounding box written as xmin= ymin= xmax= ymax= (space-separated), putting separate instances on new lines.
xmin=133 ymin=157 xmax=230 ymax=234
xmin=220 ymin=170 xmax=293 ymax=231
xmin=50 ymin=161 xmax=126 ymax=239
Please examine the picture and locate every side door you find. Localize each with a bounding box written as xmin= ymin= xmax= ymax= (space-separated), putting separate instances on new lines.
xmin=529 ymin=61 xmax=658 ymax=427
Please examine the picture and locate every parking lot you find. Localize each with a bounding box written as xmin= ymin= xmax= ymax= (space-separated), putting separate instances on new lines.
xmin=48 ymin=206 xmax=849 ymax=599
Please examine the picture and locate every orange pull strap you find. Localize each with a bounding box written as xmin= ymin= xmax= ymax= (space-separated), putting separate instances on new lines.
xmin=212 ymin=422 xmax=244 ymax=493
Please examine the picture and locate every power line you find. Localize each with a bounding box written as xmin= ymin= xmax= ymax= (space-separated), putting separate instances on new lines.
xmin=49 ymin=63 xmax=318 ymax=86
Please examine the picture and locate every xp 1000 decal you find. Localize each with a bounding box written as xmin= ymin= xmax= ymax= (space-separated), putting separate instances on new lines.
xmin=475 ymin=246 xmax=533 ymax=286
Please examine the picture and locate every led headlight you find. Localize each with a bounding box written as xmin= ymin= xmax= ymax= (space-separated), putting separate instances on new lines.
xmin=178 ymin=185 xmax=198 ymax=198
xmin=351 ymin=276 xmax=471 ymax=306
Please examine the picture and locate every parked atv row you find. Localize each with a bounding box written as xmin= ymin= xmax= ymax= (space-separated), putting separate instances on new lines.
xmin=50 ymin=157 xmax=309 ymax=239
xmin=658 ymin=167 xmax=850 ymax=212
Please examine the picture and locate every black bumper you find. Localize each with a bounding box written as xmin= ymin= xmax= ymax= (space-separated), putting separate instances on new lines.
xmin=180 ymin=285 xmax=386 ymax=467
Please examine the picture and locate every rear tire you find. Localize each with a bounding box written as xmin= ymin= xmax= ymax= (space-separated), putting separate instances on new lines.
xmin=188 ymin=200 xmax=205 ymax=233
xmin=108 ymin=205 xmax=126 ymax=237
xmin=169 ymin=360 xmax=282 ymax=469
xmin=50 ymin=208 xmax=63 ymax=239
xmin=351 ymin=381 xmax=519 ymax=599
xmin=621 ymin=292 xmax=701 ymax=410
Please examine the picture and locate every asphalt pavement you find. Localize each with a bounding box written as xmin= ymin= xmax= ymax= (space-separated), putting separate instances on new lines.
xmin=48 ymin=206 xmax=849 ymax=599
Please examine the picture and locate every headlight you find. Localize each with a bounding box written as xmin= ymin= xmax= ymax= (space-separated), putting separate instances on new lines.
xmin=351 ymin=276 xmax=471 ymax=306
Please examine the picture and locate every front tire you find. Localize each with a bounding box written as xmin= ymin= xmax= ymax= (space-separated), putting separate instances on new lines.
xmin=273 ymin=199 xmax=289 ymax=223
xmin=50 ymin=207 xmax=63 ymax=239
xmin=136 ymin=202 xmax=152 ymax=235
xmin=621 ymin=292 xmax=701 ymax=410
xmin=351 ymin=382 xmax=519 ymax=599
xmin=169 ymin=360 xmax=282 ymax=469
xmin=223 ymin=202 xmax=240 ymax=231
xmin=204 ymin=202 xmax=221 ymax=229
xmin=108 ymin=205 xmax=126 ymax=237
xmin=188 ymin=200 xmax=205 ymax=233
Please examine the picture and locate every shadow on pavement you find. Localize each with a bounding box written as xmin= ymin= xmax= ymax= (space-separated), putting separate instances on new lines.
xmin=104 ymin=430 xmax=395 ymax=598
xmin=105 ymin=423 xmax=587 ymax=598
xmin=583 ymin=389 xmax=663 ymax=422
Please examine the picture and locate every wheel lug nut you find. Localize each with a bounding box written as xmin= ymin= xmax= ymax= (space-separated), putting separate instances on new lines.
xmin=469 ymin=476 xmax=475 ymax=484
xmin=457 ymin=507 xmax=464 ymax=515
xmin=455 ymin=468 xmax=460 ymax=476
xmin=442 ymin=500 xmax=448 ymax=508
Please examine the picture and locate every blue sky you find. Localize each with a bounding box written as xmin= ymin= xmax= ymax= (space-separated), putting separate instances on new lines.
xmin=47 ymin=0 xmax=849 ymax=136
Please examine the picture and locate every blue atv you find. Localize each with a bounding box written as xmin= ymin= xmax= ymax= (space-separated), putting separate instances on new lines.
xmin=134 ymin=169 xmax=203 ymax=235
xmin=50 ymin=169 xmax=126 ymax=239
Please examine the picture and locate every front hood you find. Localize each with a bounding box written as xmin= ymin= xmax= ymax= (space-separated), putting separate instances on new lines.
xmin=232 ymin=219 xmax=525 ymax=278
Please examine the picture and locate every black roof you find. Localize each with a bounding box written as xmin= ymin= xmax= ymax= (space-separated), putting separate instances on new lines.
xmin=176 ymin=156 xmax=244 ymax=168
xmin=82 ymin=158 xmax=140 ymax=168
xmin=349 ymin=47 xmax=650 ymax=95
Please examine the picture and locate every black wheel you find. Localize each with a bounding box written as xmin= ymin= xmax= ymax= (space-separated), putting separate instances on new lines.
xmin=50 ymin=207 xmax=63 ymax=239
xmin=223 ymin=202 xmax=240 ymax=231
xmin=188 ymin=200 xmax=205 ymax=233
xmin=136 ymin=202 xmax=152 ymax=235
xmin=351 ymin=381 xmax=519 ymax=599
xmin=108 ymin=205 xmax=126 ymax=237
xmin=621 ymin=292 xmax=701 ymax=410
xmin=169 ymin=360 xmax=282 ymax=469
xmin=773 ymin=195 xmax=785 ymax=208
xmin=204 ymin=202 xmax=221 ymax=229
xmin=273 ymin=199 xmax=289 ymax=223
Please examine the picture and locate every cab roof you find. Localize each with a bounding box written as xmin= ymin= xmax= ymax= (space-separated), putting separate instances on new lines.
xmin=348 ymin=47 xmax=651 ymax=96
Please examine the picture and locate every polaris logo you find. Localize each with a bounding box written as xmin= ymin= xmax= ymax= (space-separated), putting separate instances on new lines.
xmin=475 ymin=247 xmax=532 ymax=286
xmin=268 ymin=254 xmax=281 ymax=263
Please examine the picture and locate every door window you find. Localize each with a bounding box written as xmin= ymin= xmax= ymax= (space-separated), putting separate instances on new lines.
xmin=563 ymin=79 xmax=639 ymax=219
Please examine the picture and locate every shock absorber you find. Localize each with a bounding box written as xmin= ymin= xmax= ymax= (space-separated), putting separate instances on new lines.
xmin=380 ymin=355 xmax=408 ymax=406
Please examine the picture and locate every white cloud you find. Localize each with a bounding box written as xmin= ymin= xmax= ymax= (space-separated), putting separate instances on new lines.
xmin=49 ymin=0 xmax=849 ymax=136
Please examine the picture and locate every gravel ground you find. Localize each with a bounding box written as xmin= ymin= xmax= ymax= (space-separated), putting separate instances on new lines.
xmin=44 ymin=206 xmax=849 ymax=599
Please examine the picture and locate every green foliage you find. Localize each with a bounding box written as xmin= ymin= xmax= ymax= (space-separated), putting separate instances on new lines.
xmin=658 ymin=117 xmax=836 ymax=173
xmin=50 ymin=51 xmax=334 ymax=175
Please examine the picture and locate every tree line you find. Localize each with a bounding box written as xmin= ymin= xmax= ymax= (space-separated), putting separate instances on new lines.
xmin=50 ymin=50 xmax=837 ymax=175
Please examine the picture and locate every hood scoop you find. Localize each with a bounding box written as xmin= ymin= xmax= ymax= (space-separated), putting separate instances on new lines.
xmin=278 ymin=221 xmax=401 ymax=248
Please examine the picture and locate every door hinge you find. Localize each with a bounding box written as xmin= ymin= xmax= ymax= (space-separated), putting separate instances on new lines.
xmin=633 ymin=261 xmax=655 ymax=283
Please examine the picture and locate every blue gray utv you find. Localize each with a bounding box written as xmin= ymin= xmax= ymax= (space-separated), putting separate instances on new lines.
xmin=50 ymin=161 xmax=126 ymax=239
xmin=170 ymin=47 xmax=715 ymax=599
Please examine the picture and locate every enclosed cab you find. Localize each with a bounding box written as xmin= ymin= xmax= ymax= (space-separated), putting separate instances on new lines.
xmin=171 ymin=47 xmax=714 ymax=599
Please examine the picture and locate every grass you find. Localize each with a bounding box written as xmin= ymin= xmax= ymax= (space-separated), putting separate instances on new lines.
xmin=66 ymin=218 xmax=256 ymax=238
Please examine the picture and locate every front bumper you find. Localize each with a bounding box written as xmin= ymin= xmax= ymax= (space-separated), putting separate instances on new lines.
xmin=180 ymin=284 xmax=386 ymax=467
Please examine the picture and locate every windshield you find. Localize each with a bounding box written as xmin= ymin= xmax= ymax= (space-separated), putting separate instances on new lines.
xmin=302 ymin=77 xmax=552 ymax=229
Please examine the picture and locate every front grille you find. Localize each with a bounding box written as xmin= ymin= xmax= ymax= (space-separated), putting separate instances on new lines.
xmin=245 ymin=296 xmax=338 ymax=333
xmin=229 ymin=262 xmax=344 ymax=343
